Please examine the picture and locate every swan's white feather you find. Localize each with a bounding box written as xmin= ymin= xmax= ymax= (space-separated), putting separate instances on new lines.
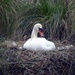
xmin=23 ymin=38 xmax=56 ymax=51
xmin=23 ymin=23 xmax=56 ymax=51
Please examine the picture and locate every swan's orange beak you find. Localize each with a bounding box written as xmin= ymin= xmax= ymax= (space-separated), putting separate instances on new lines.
xmin=39 ymin=28 xmax=44 ymax=37
xmin=39 ymin=31 xmax=44 ymax=36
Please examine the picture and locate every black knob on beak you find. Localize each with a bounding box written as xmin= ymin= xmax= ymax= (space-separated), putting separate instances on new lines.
xmin=39 ymin=28 xmax=44 ymax=32
xmin=39 ymin=28 xmax=44 ymax=37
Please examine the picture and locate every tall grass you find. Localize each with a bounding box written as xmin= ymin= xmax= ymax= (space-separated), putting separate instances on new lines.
xmin=0 ymin=0 xmax=27 ymax=38
xmin=0 ymin=0 xmax=75 ymax=40
xmin=68 ymin=0 xmax=75 ymax=34
xmin=17 ymin=0 xmax=66 ymax=39
xmin=38 ymin=0 xmax=66 ymax=38
xmin=0 ymin=0 xmax=17 ymax=38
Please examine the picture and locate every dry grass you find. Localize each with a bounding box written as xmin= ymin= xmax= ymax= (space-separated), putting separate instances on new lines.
xmin=0 ymin=45 xmax=74 ymax=75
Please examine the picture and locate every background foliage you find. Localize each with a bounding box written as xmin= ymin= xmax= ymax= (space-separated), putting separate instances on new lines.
xmin=0 ymin=0 xmax=75 ymax=40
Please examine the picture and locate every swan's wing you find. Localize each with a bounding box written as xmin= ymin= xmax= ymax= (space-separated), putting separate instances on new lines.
xmin=23 ymin=38 xmax=43 ymax=50
xmin=41 ymin=39 xmax=56 ymax=50
xmin=23 ymin=39 xmax=31 ymax=49
xmin=23 ymin=38 xmax=56 ymax=51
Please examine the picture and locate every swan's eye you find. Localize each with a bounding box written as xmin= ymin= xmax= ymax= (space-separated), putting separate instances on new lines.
xmin=39 ymin=28 xmax=43 ymax=32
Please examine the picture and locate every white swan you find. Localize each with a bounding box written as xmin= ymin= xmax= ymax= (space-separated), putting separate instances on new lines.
xmin=23 ymin=23 xmax=56 ymax=51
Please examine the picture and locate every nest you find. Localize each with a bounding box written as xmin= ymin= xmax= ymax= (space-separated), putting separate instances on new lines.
xmin=4 ymin=47 xmax=75 ymax=75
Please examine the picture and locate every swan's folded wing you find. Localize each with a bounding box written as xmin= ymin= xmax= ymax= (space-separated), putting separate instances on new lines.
xmin=23 ymin=39 xmax=31 ymax=49
xmin=41 ymin=39 xmax=56 ymax=50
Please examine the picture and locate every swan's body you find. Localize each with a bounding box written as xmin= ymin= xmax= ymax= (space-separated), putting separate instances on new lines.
xmin=23 ymin=23 xmax=56 ymax=51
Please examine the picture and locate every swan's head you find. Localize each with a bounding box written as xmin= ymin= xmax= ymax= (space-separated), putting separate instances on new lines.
xmin=33 ymin=23 xmax=42 ymax=30
xmin=31 ymin=23 xmax=44 ymax=38
xmin=33 ymin=23 xmax=44 ymax=36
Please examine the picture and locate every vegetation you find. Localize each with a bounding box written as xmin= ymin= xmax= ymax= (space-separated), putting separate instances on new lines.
xmin=0 ymin=0 xmax=16 ymax=38
xmin=68 ymin=0 xmax=75 ymax=33
xmin=0 ymin=0 xmax=28 ymax=38
xmin=0 ymin=47 xmax=75 ymax=75
xmin=0 ymin=0 xmax=75 ymax=75
xmin=17 ymin=0 xmax=66 ymax=39
xmin=0 ymin=0 xmax=75 ymax=40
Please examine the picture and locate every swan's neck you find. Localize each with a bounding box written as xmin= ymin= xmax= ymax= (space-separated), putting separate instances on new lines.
xmin=31 ymin=29 xmax=38 ymax=39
